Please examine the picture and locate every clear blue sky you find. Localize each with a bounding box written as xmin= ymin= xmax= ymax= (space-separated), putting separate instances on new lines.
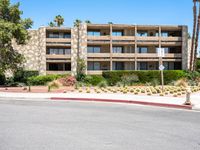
xmin=11 ymin=0 xmax=193 ymax=32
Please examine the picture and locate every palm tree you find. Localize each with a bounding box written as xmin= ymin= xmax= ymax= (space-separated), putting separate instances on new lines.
xmin=85 ymin=20 xmax=91 ymax=24
xmin=48 ymin=21 xmax=55 ymax=27
xmin=54 ymin=15 xmax=64 ymax=27
xmin=194 ymin=2 xmax=200 ymax=71
xmin=190 ymin=0 xmax=197 ymax=71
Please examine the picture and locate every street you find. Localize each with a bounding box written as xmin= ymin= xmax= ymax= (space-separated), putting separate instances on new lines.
xmin=0 ymin=98 xmax=200 ymax=150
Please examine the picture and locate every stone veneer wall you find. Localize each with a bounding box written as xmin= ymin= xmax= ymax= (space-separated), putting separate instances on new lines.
xmin=71 ymin=23 xmax=87 ymax=76
xmin=182 ymin=26 xmax=189 ymax=70
xmin=12 ymin=27 xmax=46 ymax=75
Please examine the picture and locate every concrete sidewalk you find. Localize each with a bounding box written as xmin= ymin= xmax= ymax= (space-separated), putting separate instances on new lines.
xmin=0 ymin=92 xmax=199 ymax=110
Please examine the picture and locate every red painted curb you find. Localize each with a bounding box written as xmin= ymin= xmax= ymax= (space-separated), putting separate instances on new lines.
xmin=50 ymin=97 xmax=192 ymax=110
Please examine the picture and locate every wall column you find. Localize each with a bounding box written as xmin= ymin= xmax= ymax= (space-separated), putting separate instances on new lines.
xmin=134 ymin=25 xmax=138 ymax=70
xmin=110 ymin=24 xmax=113 ymax=71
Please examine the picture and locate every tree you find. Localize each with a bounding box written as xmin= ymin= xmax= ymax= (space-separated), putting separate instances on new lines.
xmin=85 ymin=20 xmax=91 ymax=24
xmin=190 ymin=0 xmax=200 ymax=71
xmin=54 ymin=15 xmax=64 ymax=27
xmin=0 ymin=0 xmax=33 ymax=73
xmin=48 ymin=21 xmax=55 ymax=27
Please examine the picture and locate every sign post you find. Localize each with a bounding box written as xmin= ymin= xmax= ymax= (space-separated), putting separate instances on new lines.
xmin=157 ymin=48 xmax=165 ymax=92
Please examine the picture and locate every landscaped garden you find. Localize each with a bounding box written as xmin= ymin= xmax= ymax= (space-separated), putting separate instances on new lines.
xmin=0 ymin=69 xmax=200 ymax=97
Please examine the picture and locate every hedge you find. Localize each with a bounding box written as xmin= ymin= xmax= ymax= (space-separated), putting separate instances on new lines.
xmin=14 ymin=70 xmax=39 ymax=84
xmin=83 ymin=75 xmax=106 ymax=86
xmin=28 ymin=74 xmax=68 ymax=86
xmin=0 ymin=72 xmax=6 ymax=85
xmin=102 ymin=70 xmax=186 ymax=85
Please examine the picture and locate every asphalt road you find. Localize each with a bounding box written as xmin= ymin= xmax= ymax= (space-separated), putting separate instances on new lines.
xmin=0 ymin=98 xmax=200 ymax=150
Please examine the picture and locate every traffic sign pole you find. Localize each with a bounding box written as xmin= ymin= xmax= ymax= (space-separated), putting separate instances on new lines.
xmin=157 ymin=48 xmax=165 ymax=93
xmin=159 ymin=57 xmax=164 ymax=92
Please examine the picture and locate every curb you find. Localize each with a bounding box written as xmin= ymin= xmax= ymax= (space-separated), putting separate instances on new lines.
xmin=51 ymin=97 xmax=193 ymax=110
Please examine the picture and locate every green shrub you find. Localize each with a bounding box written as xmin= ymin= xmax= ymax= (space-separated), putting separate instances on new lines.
xmin=0 ymin=72 xmax=6 ymax=85
xmin=163 ymin=70 xmax=186 ymax=84
xmin=83 ymin=75 xmax=106 ymax=86
xmin=103 ymin=70 xmax=186 ymax=86
xmin=14 ymin=69 xmax=39 ymax=84
xmin=98 ymin=80 xmax=108 ymax=88
xmin=121 ymin=74 xmax=139 ymax=86
xmin=28 ymin=74 xmax=68 ymax=86
xmin=197 ymin=59 xmax=200 ymax=72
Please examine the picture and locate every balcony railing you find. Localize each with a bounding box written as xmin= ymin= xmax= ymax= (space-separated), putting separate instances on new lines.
xmin=46 ymin=54 xmax=71 ymax=59
xmin=46 ymin=38 xmax=71 ymax=43
xmin=87 ymin=53 xmax=110 ymax=58
xmin=46 ymin=71 xmax=71 ymax=75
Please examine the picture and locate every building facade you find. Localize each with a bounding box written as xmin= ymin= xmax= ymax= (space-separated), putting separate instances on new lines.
xmin=13 ymin=23 xmax=189 ymax=75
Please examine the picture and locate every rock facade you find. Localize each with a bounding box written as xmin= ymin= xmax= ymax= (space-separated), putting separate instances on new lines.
xmin=12 ymin=27 xmax=46 ymax=75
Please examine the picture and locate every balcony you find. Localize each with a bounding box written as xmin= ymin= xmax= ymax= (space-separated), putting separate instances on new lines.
xmin=161 ymin=37 xmax=182 ymax=41
xmin=87 ymin=53 xmax=110 ymax=58
xmin=87 ymin=36 xmax=110 ymax=40
xmin=46 ymin=38 xmax=71 ymax=47
xmin=46 ymin=71 xmax=71 ymax=75
xmin=112 ymin=53 xmax=135 ymax=58
xmin=87 ymin=70 xmax=103 ymax=75
xmin=112 ymin=36 xmax=135 ymax=41
xmin=46 ymin=38 xmax=71 ymax=43
xmin=46 ymin=54 xmax=71 ymax=59
xmin=137 ymin=53 xmax=182 ymax=58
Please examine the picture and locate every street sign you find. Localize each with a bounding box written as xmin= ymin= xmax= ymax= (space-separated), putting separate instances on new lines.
xmin=159 ymin=65 xmax=165 ymax=71
xmin=157 ymin=48 xmax=165 ymax=57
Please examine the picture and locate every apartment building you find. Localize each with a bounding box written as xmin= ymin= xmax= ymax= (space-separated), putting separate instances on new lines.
xmin=12 ymin=23 xmax=189 ymax=75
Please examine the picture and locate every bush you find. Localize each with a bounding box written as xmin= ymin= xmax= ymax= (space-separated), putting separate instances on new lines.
xmin=58 ymin=76 xmax=76 ymax=86
xmin=98 ymin=80 xmax=108 ymax=88
xmin=28 ymin=74 xmax=68 ymax=86
xmin=103 ymin=70 xmax=186 ymax=86
xmin=197 ymin=59 xmax=200 ymax=72
xmin=48 ymin=81 xmax=61 ymax=92
xmin=0 ymin=72 xmax=6 ymax=85
xmin=121 ymin=74 xmax=139 ymax=86
xmin=83 ymin=75 xmax=106 ymax=86
xmin=14 ymin=69 xmax=39 ymax=84
xmin=163 ymin=70 xmax=186 ymax=84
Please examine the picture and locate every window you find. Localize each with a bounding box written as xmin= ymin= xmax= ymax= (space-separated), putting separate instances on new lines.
xmin=163 ymin=62 xmax=169 ymax=70
xmin=48 ymin=32 xmax=59 ymax=38
xmin=87 ymin=31 xmax=100 ymax=36
xmin=156 ymin=32 xmax=160 ymax=37
xmin=112 ymin=31 xmax=123 ymax=36
xmin=88 ymin=62 xmax=101 ymax=70
xmin=64 ymin=33 xmax=71 ymax=38
xmin=161 ymin=32 xmax=169 ymax=37
xmin=113 ymin=47 xmax=123 ymax=53
xmin=48 ymin=63 xmax=71 ymax=71
xmin=137 ymin=47 xmax=148 ymax=53
xmin=47 ymin=48 xmax=71 ymax=55
xmin=139 ymin=62 xmax=148 ymax=70
xmin=174 ymin=62 xmax=182 ymax=70
xmin=163 ymin=48 xmax=169 ymax=53
xmin=137 ymin=31 xmax=147 ymax=37
xmin=87 ymin=47 xmax=101 ymax=53
xmin=113 ymin=62 xmax=124 ymax=70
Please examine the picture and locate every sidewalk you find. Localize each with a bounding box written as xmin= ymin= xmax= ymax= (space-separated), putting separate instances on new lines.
xmin=0 ymin=92 xmax=199 ymax=110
